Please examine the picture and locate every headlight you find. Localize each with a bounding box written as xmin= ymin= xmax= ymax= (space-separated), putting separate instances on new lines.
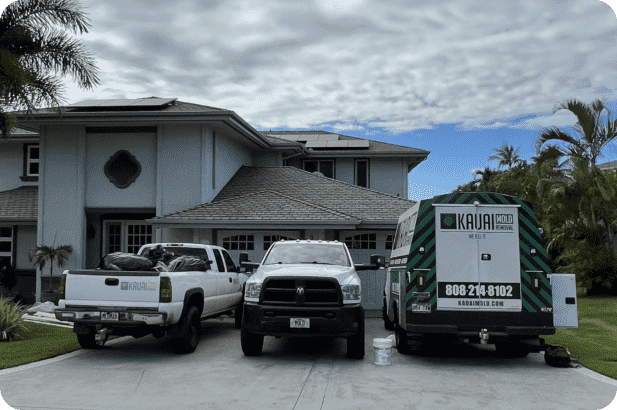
xmin=341 ymin=284 xmax=361 ymax=303
xmin=245 ymin=282 xmax=262 ymax=301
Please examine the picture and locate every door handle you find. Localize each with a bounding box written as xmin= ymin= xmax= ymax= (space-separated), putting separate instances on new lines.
xmin=105 ymin=278 xmax=119 ymax=286
xmin=229 ymin=277 xmax=233 ymax=283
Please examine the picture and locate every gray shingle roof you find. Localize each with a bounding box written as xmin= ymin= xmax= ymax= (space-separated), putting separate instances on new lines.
xmin=264 ymin=131 xmax=429 ymax=156
xmin=151 ymin=166 xmax=415 ymax=227
xmin=151 ymin=189 xmax=360 ymax=224
xmin=0 ymin=186 xmax=38 ymax=222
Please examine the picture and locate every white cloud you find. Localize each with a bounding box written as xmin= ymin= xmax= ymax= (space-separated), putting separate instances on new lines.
xmin=58 ymin=0 xmax=617 ymax=133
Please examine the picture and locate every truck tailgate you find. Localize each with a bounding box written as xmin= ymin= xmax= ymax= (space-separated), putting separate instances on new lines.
xmin=65 ymin=270 xmax=161 ymax=304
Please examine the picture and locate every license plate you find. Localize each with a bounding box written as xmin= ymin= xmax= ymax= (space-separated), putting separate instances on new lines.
xmin=412 ymin=303 xmax=431 ymax=313
xmin=290 ymin=318 xmax=310 ymax=328
xmin=101 ymin=312 xmax=119 ymax=321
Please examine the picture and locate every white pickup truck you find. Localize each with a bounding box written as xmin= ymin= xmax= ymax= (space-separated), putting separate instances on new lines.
xmin=55 ymin=243 xmax=248 ymax=354
xmin=239 ymin=239 xmax=383 ymax=359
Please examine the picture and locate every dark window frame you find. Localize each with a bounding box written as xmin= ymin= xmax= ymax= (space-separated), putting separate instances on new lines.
xmin=302 ymin=159 xmax=336 ymax=179
xmin=21 ymin=143 xmax=39 ymax=181
xmin=354 ymin=158 xmax=370 ymax=188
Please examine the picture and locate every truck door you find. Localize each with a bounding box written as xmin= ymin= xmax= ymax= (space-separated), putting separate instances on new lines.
xmin=476 ymin=206 xmax=522 ymax=311
xmin=434 ymin=204 xmax=522 ymax=311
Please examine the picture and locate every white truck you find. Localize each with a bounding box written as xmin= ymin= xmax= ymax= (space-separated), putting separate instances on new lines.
xmin=55 ymin=243 xmax=248 ymax=354
xmin=239 ymin=239 xmax=383 ymax=359
xmin=384 ymin=192 xmax=578 ymax=361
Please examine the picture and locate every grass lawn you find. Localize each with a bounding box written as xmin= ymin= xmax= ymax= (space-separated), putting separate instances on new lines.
xmin=544 ymin=296 xmax=617 ymax=380
xmin=0 ymin=322 xmax=82 ymax=370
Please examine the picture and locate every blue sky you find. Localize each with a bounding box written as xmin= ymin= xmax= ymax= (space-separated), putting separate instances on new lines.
xmin=3 ymin=0 xmax=617 ymax=201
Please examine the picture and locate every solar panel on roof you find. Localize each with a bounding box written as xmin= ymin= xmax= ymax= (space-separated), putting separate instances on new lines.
xmin=317 ymin=134 xmax=339 ymax=141
xmin=305 ymin=141 xmax=330 ymax=148
xmin=305 ymin=140 xmax=370 ymax=149
xmin=130 ymin=98 xmax=177 ymax=106
xmin=347 ymin=140 xmax=370 ymax=148
xmin=271 ymin=135 xmax=301 ymax=141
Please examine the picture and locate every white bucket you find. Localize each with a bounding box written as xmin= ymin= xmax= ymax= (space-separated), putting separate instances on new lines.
xmin=373 ymin=338 xmax=393 ymax=365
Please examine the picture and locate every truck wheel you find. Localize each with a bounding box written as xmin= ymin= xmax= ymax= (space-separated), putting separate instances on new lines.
xmin=77 ymin=333 xmax=103 ymax=349
xmin=172 ymin=306 xmax=201 ymax=354
xmin=495 ymin=342 xmax=530 ymax=358
xmin=382 ymin=297 xmax=395 ymax=331
xmin=235 ymin=303 xmax=243 ymax=329
xmin=241 ymin=325 xmax=264 ymax=356
xmin=395 ymin=324 xmax=412 ymax=355
xmin=347 ymin=313 xmax=365 ymax=359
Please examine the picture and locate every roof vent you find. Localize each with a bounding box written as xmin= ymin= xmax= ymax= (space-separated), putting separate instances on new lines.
xmin=313 ymin=172 xmax=324 ymax=177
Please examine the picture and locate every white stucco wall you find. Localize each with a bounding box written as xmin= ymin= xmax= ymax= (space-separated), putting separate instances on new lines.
xmin=38 ymin=125 xmax=86 ymax=273
xmin=370 ymin=158 xmax=407 ymax=197
xmin=0 ymin=142 xmax=32 ymax=192
xmin=85 ymin=132 xmax=157 ymax=208
xmin=213 ymin=133 xmax=252 ymax=198
xmin=158 ymin=124 xmax=204 ymax=215
xmin=15 ymin=224 xmax=37 ymax=270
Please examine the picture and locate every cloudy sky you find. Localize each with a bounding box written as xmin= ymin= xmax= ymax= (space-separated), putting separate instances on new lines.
xmin=5 ymin=0 xmax=617 ymax=200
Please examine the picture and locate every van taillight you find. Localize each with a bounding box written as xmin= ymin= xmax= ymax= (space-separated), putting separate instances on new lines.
xmin=58 ymin=274 xmax=67 ymax=300
xmin=159 ymin=276 xmax=172 ymax=303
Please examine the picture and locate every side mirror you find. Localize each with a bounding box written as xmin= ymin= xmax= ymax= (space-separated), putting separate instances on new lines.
xmin=238 ymin=252 xmax=259 ymax=273
xmin=354 ymin=254 xmax=385 ymax=271
xmin=371 ymin=254 xmax=384 ymax=269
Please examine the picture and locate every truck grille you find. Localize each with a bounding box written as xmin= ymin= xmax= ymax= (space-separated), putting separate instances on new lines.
xmin=261 ymin=277 xmax=341 ymax=306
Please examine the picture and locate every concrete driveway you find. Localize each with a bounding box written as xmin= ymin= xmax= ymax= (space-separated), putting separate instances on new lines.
xmin=1 ymin=318 xmax=615 ymax=410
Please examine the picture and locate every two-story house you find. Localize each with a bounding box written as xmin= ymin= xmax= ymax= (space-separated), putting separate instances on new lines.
xmin=3 ymin=97 xmax=429 ymax=309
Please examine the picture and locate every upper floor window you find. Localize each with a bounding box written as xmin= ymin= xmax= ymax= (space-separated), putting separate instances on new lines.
xmin=385 ymin=234 xmax=394 ymax=250
xmin=303 ymin=159 xmax=334 ymax=179
xmin=355 ymin=159 xmax=369 ymax=188
xmin=0 ymin=226 xmax=14 ymax=265
xmin=21 ymin=144 xmax=39 ymax=181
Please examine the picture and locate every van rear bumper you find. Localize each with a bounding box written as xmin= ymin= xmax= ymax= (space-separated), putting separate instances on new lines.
xmin=405 ymin=324 xmax=556 ymax=336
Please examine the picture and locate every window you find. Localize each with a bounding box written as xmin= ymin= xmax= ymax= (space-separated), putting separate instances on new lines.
xmin=22 ymin=144 xmax=39 ymax=181
xmin=263 ymin=235 xmax=295 ymax=250
xmin=385 ymin=234 xmax=394 ymax=250
xmin=213 ymin=249 xmax=225 ymax=272
xmin=355 ymin=159 xmax=369 ymax=188
xmin=223 ymin=235 xmax=254 ymax=251
xmin=344 ymin=233 xmax=376 ymax=249
xmin=221 ymin=250 xmax=237 ymax=272
xmin=303 ymin=160 xmax=334 ymax=178
xmin=0 ymin=226 xmax=13 ymax=265
xmin=104 ymin=221 xmax=152 ymax=254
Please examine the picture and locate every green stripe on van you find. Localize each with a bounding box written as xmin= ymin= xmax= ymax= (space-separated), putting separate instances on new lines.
xmin=522 ymin=284 xmax=545 ymax=309
xmin=480 ymin=192 xmax=496 ymax=204
xmin=540 ymin=289 xmax=553 ymax=306
xmin=523 ymin=299 xmax=536 ymax=313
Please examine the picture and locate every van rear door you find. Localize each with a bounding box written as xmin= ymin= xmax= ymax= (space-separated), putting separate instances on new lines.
xmin=434 ymin=204 xmax=522 ymax=311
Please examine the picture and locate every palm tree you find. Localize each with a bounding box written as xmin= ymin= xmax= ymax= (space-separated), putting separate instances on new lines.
xmin=535 ymin=99 xmax=617 ymax=171
xmin=472 ymin=167 xmax=500 ymax=191
xmin=28 ymin=244 xmax=73 ymax=293
xmin=488 ymin=144 xmax=522 ymax=169
xmin=0 ymin=0 xmax=100 ymax=137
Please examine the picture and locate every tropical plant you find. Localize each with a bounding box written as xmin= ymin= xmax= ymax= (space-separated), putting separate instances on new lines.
xmin=28 ymin=243 xmax=73 ymax=293
xmin=488 ymin=144 xmax=522 ymax=170
xmin=0 ymin=298 xmax=29 ymax=341
xmin=535 ymin=99 xmax=617 ymax=171
xmin=0 ymin=0 xmax=100 ymax=137
xmin=472 ymin=167 xmax=502 ymax=191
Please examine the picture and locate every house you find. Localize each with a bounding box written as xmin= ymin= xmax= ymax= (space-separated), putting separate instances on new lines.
xmin=3 ymin=97 xmax=429 ymax=310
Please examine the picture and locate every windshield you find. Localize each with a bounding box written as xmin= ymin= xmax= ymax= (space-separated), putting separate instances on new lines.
xmin=140 ymin=246 xmax=209 ymax=259
xmin=263 ymin=243 xmax=350 ymax=267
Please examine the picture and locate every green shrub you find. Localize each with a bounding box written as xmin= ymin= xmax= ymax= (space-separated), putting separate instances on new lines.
xmin=0 ymin=298 xmax=29 ymax=341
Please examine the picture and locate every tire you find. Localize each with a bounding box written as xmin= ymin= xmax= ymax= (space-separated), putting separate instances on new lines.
xmin=395 ymin=324 xmax=412 ymax=355
xmin=382 ymin=297 xmax=395 ymax=331
xmin=495 ymin=342 xmax=530 ymax=358
xmin=171 ymin=306 xmax=201 ymax=354
xmin=235 ymin=303 xmax=243 ymax=330
xmin=241 ymin=325 xmax=264 ymax=356
xmin=347 ymin=310 xmax=365 ymax=359
xmin=77 ymin=332 xmax=103 ymax=349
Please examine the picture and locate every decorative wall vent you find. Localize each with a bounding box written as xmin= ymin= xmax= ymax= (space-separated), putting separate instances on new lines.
xmin=104 ymin=150 xmax=141 ymax=189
